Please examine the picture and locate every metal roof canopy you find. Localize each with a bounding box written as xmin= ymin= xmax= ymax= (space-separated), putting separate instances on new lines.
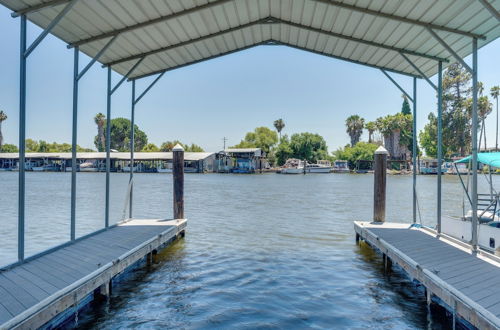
xmin=1 ymin=0 xmax=499 ymax=80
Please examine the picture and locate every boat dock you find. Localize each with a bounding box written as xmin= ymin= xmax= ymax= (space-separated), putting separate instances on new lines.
xmin=0 ymin=218 xmax=186 ymax=329
xmin=355 ymin=221 xmax=500 ymax=329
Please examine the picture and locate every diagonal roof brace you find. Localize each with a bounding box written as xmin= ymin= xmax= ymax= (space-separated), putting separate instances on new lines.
xmin=311 ymin=0 xmax=486 ymax=40
xmin=105 ymin=17 xmax=448 ymax=67
xmin=380 ymin=69 xmax=413 ymax=103
xmin=477 ymin=0 xmax=500 ymax=21
xmin=68 ymin=0 xmax=234 ymax=48
xmin=400 ymin=52 xmax=437 ymax=90
xmin=427 ymin=28 xmax=473 ymax=74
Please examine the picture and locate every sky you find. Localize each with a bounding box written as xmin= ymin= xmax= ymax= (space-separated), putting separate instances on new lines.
xmin=0 ymin=6 xmax=499 ymax=153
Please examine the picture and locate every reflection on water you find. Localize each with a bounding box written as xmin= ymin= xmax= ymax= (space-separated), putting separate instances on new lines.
xmin=2 ymin=172 xmax=496 ymax=328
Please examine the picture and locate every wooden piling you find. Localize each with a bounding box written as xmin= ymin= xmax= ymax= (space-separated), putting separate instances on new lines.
xmin=173 ymin=144 xmax=184 ymax=220
xmin=373 ymin=146 xmax=389 ymax=222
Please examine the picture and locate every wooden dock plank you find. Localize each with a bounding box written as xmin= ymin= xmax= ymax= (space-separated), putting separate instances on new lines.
xmin=355 ymin=222 xmax=500 ymax=330
xmin=0 ymin=219 xmax=185 ymax=329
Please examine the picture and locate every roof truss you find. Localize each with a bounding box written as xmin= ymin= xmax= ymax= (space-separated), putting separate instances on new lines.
xmin=105 ymin=16 xmax=448 ymax=69
xmin=131 ymin=39 xmax=421 ymax=80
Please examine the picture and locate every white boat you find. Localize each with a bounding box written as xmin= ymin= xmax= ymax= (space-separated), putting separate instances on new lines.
xmin=333 ymin=160 xmax=350 ymax=173
xmin=443 ymin=152 xmax=500 ymax=253
xmin=79 ymin=161 xmax=98 ymax=172
xmin=305 ymin=164 xmax=332 ymax=173
xmin=281 ymin=167 xmax=304 ymax=174
xmin=281 ymin=159 xmax=305 ymax=174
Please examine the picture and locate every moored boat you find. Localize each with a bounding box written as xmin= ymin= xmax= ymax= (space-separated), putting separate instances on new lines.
xmin=333 ymin=160 xmax=350 ymax=173
xmin=281 ymin=159 xmax=304 ymax=174
xmin=443 ymin=152 xmax=500 ymax=253
xmin=305 ymin=164 xmax=332 ymax=173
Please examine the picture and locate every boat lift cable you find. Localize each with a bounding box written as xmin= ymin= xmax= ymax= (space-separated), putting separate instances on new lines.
xmin=122 ymin=178 xmax=133 ymax=221
xmin=414 ymin=187 xmax=423 ymax=225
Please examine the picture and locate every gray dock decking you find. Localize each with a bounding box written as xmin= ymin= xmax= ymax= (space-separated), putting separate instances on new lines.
xmin=0 ymin=218 xmax=186 ymax=329
xmin=355 ymin=221 xmax=500 ymax=329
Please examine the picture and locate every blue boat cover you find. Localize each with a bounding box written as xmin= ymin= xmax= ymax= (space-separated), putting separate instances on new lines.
xmin=454 ymin=152 xmax=500 ymax=167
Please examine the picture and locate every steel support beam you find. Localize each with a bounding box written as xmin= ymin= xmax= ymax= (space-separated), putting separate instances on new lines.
xmin=437 ymin=61 xmax=443 ymax=234
xmin=12 ymin=0 xmax=70 ymax=17
xmin=400 ymin=53 xmax=437 ymax=91
xmin=477 ymin=0 xmax=500 ymax=21
xmin=427 ymin=28 xmax=473 ymax=74
xmin=104 ymin=58 xmax=143 ymax=227
xmin=311 ymin=0 xmax=486 ymax=39
xmin=77 ymin=36 xmax=118 ymax=80
xmin=69 ymin=0 xmax=233 ymax=48
xmin=129 ymin=81 xmax=136 ymax=219
xmin=70 ymin=47 xmax=79 ymax=241
xmin=24 ymin=0 xmax=78 ymax=58
xmin=380 ymin=69 xmax=413 ymax=102
xmin=471 ymin=38 xmax=479 ymax=252
xmin=70 ymin=38 xmax=116 ymax=238
xmin=412 ymin=77 xmax=417 ymax=224
xmin=106 ymin=18 xmax=447 ymax=67
xmin=18 ymin=15 xmax=27 ymax=262
xmin=105 ymin=66 xmax=111 ymax=228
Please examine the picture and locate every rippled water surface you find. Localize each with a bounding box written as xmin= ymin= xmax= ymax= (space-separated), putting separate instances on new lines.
xmin=1 ymin=172 xmax=497 ymax=328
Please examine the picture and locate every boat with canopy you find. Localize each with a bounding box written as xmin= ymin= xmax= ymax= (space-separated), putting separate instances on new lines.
xmin=442 ymin=153 xmax=500 ymax=253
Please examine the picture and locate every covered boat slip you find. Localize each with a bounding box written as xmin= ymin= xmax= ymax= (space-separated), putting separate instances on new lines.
xmin=0 ymin=218 xmax=187 ymax=329
xmin=1 ymin=0 xmax=499 ymax=328
xmin=355 ymin=221 xmax=500 ymax=330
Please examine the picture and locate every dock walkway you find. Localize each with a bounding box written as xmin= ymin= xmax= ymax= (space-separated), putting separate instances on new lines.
xmin=355 ymin=221 xmax=500 ymax=329
xmin=0 ymin=218 xmax=186 ymax=329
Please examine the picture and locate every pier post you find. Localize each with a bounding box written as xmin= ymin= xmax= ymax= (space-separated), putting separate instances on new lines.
xmin=374 ymin=146 xmax=389 ymax=222
xmin=173 ymin=144 xmax=184 ymax=220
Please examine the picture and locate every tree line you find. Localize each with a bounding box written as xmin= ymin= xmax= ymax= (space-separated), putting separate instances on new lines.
xmin=338 ymin=63 xmax=499 ymax=164
xmin=231 ymin=120 xmax=331 ymax=166
xmin=0 ymin=112 xmax=205 ymax=153
xmin=92 ymin=114 xmax=205 ymax=153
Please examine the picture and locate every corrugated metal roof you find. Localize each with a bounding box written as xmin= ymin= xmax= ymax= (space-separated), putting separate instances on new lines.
xmin=1 ymin=0 xmax=498 ymax=79
xmin=0 ymin=152 xmax=216 ymax=161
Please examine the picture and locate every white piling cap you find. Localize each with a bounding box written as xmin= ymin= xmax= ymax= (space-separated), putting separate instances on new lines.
xmin=374 ymin=146 xmax=389 ymax=155
xmin=172 ymin=144 xmax=184 ymax=152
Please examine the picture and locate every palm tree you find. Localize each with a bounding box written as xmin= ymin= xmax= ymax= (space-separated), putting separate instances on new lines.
xmin=94 ymin=113 xmax=106 ymax=151
xmin=365 ymin=121 xmax=376 ymax=143
xmin=273 ymin=119 xmax=285 ymax=141
xmin=0 ymin=110 xmax=7 ymax=150
xmin=345 ymin=115 xmax=364 ymax=147
xmin=491 ymin=86 xmax=500 ymax=151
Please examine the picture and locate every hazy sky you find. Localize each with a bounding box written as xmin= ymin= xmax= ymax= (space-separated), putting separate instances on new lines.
xmin=0 ymin=6 xmax=499 ymax=153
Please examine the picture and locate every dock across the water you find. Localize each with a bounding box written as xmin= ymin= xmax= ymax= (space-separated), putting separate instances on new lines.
xmin=0 ymin=218 xmax=186 ymax=329
xmin=355 ymin=221 xmax=500 ymax=329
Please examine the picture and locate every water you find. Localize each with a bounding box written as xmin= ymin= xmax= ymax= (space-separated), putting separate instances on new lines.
xmin=1 ymin=172 xmax=496 ymax=328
